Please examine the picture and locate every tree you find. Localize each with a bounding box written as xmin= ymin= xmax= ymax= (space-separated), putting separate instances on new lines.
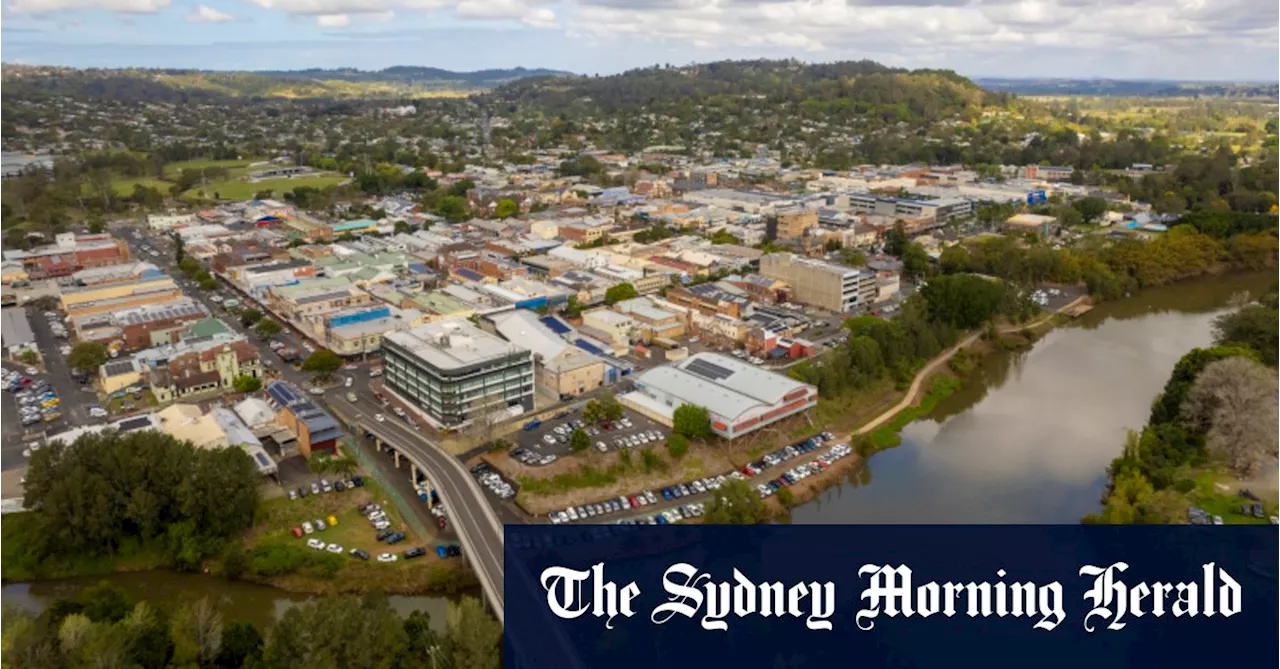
xmin=262 ymin=593 xmax=410 ymax=668
xmin=442 ymin=597 xmax=502 ymax=669
xmin=174 ymin=236 xmax=185 ymax=264
xmin=17 ymin=350 xmax=39 ymax=365
xmin=672 ymin=404 xmax=713 ymax=440
xmin=1072 ymin=196 xmax=1108 ymax=223
xmin=301 ymin=350 xmax=342 ymax=379
xmin=18 ymin=430 xmax=260 ymax=563
xmin=1213 ymin=304 xmax=1278 ymax=366
xmin=884 ymin=221 xmax=908 ymax=257
xmin=199 ymin=277 xmax=219 ymax=291
xmin=393 ymin=220 xmax=414 ymax=235
xmin=598 ymin=393 xmax=624 ymax=422
xmin=604 ymin=282 xmax=638 ymax=305
xmin=67 ymin=342 xmax=109 ymax=372
xmin=901 ymin=242 xmax=932 ymax=280
xmin=666 ymin=433 xmax=689 ymax=458
xmin=169 ymin=598 xmax=223 ymax=668
xmin=239 ymin=308 xmax=263 ymax=327
xmin=254 ymin=319 xmax=283 ymax=338
xmin=217 ymin=621 xmax=263 ymax=669
xmin=232 ymin=375 xmax=262 ymax=394
xmin=919 ymin=274 xmax=1005 ymax=329
xmin=494 ymin=199 xmax=519 ymax=219
xmin=563 ymin=295 xmax=583 ymax=318
xmin=434 ymin=195 xmax=471 ymax=223
xmin=569 ymin=428 xmax=590 ymax=453
xmin=702 ymin=479 xmax=769 ymax=524
xmin=840 ymin=248 xmax=868 ymax=267
xmin=1180 ymin=357 xmax=1278 ymax=477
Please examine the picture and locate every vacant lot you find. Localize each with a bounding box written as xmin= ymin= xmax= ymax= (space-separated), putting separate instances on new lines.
xmin=165 ymin=158 xmax=258 ymax=180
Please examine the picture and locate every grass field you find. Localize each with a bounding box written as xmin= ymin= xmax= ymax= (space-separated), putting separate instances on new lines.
xmin=107 ymin=176 xmax=171 ymax=196
xmin=184 ymin=174 xmax=346 ymax=201
xmin=164 ymin=158 xmax=258 ymax=180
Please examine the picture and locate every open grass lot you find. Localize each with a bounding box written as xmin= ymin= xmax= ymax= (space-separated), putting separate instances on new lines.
xmin=106 ymin=176 xmax=171 ymax=196
xmin=185 ymin=174 xmax=346 ymax=201
xmin=164 ymin=158 xmax=258 ymax=180
xmin=1186 ymin=470 xmax=1278 ymax=525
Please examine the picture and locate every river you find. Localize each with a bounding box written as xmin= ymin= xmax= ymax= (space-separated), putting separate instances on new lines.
xmin=791 ymin=272 xmax=1276 ymax=525
xmin=2 ymin=571 xmax=454 ymax=632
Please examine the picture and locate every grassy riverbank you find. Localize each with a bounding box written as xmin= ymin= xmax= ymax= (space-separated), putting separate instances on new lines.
xmin=3 ymin=477 xmax=477 ymax=597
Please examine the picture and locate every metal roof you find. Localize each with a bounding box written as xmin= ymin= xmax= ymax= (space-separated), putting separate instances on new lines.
xmin=1 ymin=308 xmax=35 ymax=348
xmin=630 ymin=352 xmax=815 ymax=422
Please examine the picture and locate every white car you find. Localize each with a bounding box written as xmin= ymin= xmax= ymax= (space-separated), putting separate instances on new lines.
xmin=378 ymin=553 xmax=398 ymax=563
xmin=307 ymin=538 xmax=325 ymax=549
xmin=309 ymin=387 xmax=325 ymax=395
xmin=89 ymin=408 xmax=108 ymax=418
xmin=302 ymin=521 xmax=314 ymax=534
xmin=596 ymin=441 xmax=607 ymax=452
xmin=326 ymin=543 xmax=343 ymax=554
xmin=345 ymin=377 xmax=353 ymax=388
xmin=374 ymin=413 xmax=386 ymax=422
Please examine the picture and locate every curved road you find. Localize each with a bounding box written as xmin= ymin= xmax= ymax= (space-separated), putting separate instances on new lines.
xmin=327 ymin=392 xmax=507 ymax=624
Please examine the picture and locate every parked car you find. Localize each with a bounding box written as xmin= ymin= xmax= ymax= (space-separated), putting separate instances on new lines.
xmin=377 ymin=553 xmax=397 ymax=563
xmin=403 ymin=547 xmax=427 ymax=560
xmin=350 ymin=548 xmax=371 ymax=561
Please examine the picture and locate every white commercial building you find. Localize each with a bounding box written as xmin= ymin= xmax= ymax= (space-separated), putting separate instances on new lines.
xmin=620 ymin=352 xmax=818 ymax=439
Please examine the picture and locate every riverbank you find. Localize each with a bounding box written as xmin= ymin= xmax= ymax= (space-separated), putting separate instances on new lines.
xmin=2 ymin=475 xmax=477 ymax=598
xmin=761 ymin=300 xmax=1081 ymax=518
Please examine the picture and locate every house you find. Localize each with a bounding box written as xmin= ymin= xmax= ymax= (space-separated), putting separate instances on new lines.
xmin=149 ymin=338 xmax=264 ymax=403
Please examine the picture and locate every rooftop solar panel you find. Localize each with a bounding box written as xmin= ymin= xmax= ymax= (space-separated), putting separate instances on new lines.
xmin=684 ymin=358 xmax=734 ymax=381
xmin=117 ymin=416 xmax=152 ymax=431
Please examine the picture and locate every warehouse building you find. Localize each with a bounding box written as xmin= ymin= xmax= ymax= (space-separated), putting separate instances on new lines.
xmin=620 ymin=352 xmax=818 ymax=439
xmin=383 ymin=318 xmax=535 ymax=428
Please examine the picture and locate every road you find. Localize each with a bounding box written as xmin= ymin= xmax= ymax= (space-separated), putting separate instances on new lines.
xmin=111 ymin=221 xmax=509 ymax=620
xmin=328 ymin=389 xmax=507 ymax=624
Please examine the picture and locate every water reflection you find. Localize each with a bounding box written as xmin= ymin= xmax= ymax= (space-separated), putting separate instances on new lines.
xmin=791 ymin=273 xmax=1274 ymax=525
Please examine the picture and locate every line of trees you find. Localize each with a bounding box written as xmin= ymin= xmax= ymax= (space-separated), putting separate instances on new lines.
xmin=1087 ymin=288 xmax=1278 ymax=523
xmin=13 ymin=431 xmax=261 ymax=574
xmin=0 ymin=587 xmax=501 ymax=669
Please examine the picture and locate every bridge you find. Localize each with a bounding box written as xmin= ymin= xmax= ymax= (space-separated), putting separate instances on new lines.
xmin=327 ymin=393 xmax=506 ymax=624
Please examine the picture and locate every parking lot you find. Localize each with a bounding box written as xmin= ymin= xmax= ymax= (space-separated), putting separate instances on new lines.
xmin=510 ymin=407 xmax=670 ymax=466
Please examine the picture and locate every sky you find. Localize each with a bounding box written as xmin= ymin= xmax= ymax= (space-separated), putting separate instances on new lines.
xmin=1 ymin=0 xmax=1276 ymax=81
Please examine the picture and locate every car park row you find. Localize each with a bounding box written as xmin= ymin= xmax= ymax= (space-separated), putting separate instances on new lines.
xmin=6 ymin=367 xmax=68 ymax=428
xmin=470 ymin=463 xmax=515 ymax=500
xmin=547 ymin=432 xmax=841 ymax=526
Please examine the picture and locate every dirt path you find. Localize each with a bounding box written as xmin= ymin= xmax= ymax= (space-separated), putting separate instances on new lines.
xmin=845 ymin=299 xmax=1081 ymax=440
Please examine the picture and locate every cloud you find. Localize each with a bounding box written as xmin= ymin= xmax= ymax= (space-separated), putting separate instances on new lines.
xmin=187 ymin=3 xmax=235 ymax=22
xmin=315 ymin=13 xmax=351 ymax=26
xmin=5 ymin=0 xmax=170 ymax=13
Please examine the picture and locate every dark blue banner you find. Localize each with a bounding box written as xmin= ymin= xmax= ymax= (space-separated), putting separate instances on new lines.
xmin=505 ymin=526 xmax=1277 ymax=669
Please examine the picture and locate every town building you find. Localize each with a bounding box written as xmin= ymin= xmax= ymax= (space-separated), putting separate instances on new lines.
xmin=265 ymin=381 xmax=342 ymax=457
xmin=1 ymin=308 xmax=36 ymax=357
xmin=3 ymin=233 xmax=131 ymax=280
xmin=1003 ymin=213 xmax=1059 ymax=238
xmin=60 ymin=273 xmax=182 ymax=317
xmin=149 ymin=337 xmax=264 ymax=403
xmin=759 ymin=253 xmax=875 ymax=313
xmin=484 ymin=309 xmax=607 ymax=400
xmin=620 ymin=352 xmax=818 ymax=439
xmin=382 ymin=318 xmax=535 ymax=428
xmin=580 ymin=308 xmax=634 ymax=346
xmin=72 ymin=297 xmax=209 ymax=351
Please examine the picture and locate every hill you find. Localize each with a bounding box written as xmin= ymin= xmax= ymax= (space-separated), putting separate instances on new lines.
xmin=975 ymin=77 xmax=1279 ymax=99
xmin=0 ymin=65 xmax=571 ymax=102
xmin=487 ymin=59 xmax=1008 ymax=122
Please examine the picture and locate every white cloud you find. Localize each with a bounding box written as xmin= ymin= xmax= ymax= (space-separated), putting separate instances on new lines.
xmin=6 ymin=0 xmax=170 ymax=13
xmin=187 ymin=3 xmax=235 ymax=22
xmin=521 ymin=6 xmax=554 ymax=27
xmin=315 ymin=12 xmax=351 ymax=26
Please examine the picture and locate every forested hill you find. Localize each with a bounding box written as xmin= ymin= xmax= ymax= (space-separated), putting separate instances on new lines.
xmin=975 ymin=77 xmax=1280 ymax=99
xmin=254 ymin=66 xmax=573 ymax=86
xmin=487 ymin=59 xmax=1010 ymax=122
xmin=0 ymin=65 xmax=568 ymax=102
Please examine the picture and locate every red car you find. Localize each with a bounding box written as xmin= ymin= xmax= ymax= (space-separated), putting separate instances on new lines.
xmin=291 ymin=526 xmax=303 ymax=538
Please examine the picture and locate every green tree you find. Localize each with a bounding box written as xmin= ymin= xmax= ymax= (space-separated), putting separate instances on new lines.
xmin=569 ymin=428 xmax=590 ymax=453
xmin=666 ymin=433 xmax=689 ymax=458
xmin=238 ymin=308 xmax=263 ymax=327
xmin=199 ymin=277 xmax=219 ymax=291
xmin=494 ymin=199 xmax=519 ymax=219
xmin=563 ymin=295 xmax=583 ymax=318
xmin=901 ymin=242 xmax=932 ymax=280
xmin=253 ymin=319 xmax=283 ymax=338
xmin=672 ymin=404 xmax=713 ymax=440
xmin=598 ymin=393 xmax=624 ymax=422
xmin=403 ymin=610 xmax=441 ymax=665
xmin=640 ymin=448 xmax=662 ymax=473
xmin=434 ymin=195 xmax=471 ymax=223
xmin=442 ymin=597 xmax=502 ymax=669
xmin=76 ymin=581 xmax=133 ymax=623
xmin=920 ymin=274 xmax=1005 ymax=329
xmin=261 ymin=593 xmax=410 ymax=668
xmin=840 ymin=248 xmax=868 ymax=267
xmin=232 ymin=375 xmax=262 ymax=394
xmin=169 ymin=598 xmax=223 ymax=668
xmin=1072 ymin=196 xmax=1109 ymax=223
xmin=884 ymin=221 xmax=908 ymax=256
xmin=1213 ymin=304 xmax=1278 ymax=366
xmin=702 ymin=479 xmax=769 ymax=524
xmin=604 ymin=282 xmax=638 ymax=305
xmin=66 ymin=342 xmax=109 ymax=372
xmin=217 ymin=621 xmax=263 ymax=669
xmin=17 ymin=350 xmax=39 ymax=365
xmin=301 ymin=350 xmax=342 ymax=379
